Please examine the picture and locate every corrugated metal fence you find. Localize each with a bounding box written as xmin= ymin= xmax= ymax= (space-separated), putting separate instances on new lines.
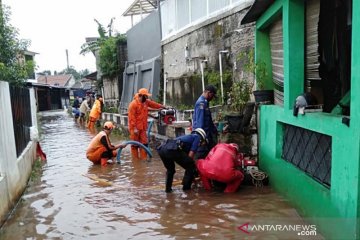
xmin=9 ymin=86 xmax=32 ymax=157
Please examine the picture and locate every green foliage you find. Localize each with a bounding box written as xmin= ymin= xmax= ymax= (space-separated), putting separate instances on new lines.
xmin=237 ymin=48 xmax=267 ymax=90
xmin=0 ymin=5 xmax=34 ymax=85
xmin=229 ymin=80 xmax=252 ymax=112
xmin=110 ymin=127 xmax=124 ymax=137
xmin=58 ymin=66 xmax=90 ymax=80
xmin=227 ymin=48 xmax=258 ymax=112
xmin=177 ymin=104 xmax=193 ymax=111
xmin=204 ymin=70 xmax=232 ymax=105
xmin=256 ymin=61 xmax=267 ymax=90
xmin=80 ymin=18 xmax=127 ymax=79
xmin=103 ymin=106 xmax=118 ymax=113
xmin=99 ymin=37 xmax=119 ymax=78
xmin=30 ymin=159 xmax=43 ymax=182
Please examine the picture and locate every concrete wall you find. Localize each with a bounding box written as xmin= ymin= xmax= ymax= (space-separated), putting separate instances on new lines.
xmin=0 ymin=81 xmax=37 ymax=226
xmin=255 ymin=0 xmax=360 ymax=239
xmin=103 ymin=76 xmax=120 ymax=108
xmin=120 ymin=58 xmax=161 ymax=113
xmin=162 ymin=2 xmax=254 ymax=106
xmin=120 ymin=10 xmax=162 ymax=113
xmin=127 ymin=10 xmax=161 ymax=62
xmin=102 ymin=42 xmax=127 ymax=108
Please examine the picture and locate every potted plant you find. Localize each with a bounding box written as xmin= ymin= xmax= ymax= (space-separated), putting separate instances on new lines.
xmin=252 ymin=60 xmax=273 ymax=103
xmin=252 ymin=53 xmax=274 ymax=104
xmin=224 ymin=49 xmax=256 ymax=133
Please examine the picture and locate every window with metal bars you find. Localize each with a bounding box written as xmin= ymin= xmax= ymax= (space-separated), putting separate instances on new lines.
xmin=10 ymin=86 xmax=32 ymax=157
xmin=282 ymin=124 xmax=332 ymax=187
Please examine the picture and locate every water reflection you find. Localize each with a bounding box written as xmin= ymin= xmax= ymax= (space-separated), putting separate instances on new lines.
xmin=0 ymin=110 xmax=322 ymax=239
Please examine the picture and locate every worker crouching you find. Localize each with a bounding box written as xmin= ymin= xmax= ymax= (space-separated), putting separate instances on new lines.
xmin=196 ymin=143 xmax=244 ymax=193
xmin=86 ymin=121 xmax=125 ymax=166
xmin=157 ymin=128 xmax=208 ymax=193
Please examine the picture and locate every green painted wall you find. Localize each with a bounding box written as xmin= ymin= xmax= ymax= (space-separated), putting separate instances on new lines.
xmin=255 ymin=0 xmax=360 ymax=239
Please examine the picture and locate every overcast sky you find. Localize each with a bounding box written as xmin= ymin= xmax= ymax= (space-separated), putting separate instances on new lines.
xmin=3 ymin=0 xmax=137 ymax=74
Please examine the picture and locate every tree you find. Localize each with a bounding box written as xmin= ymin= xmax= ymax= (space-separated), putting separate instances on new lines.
xmin=80 ymin=18 xmax=126 ymax=79
xmin=79 ymin=69 xmax=90 ymax=79
xmin=99 ymin=34 xmax=126 ymax=79
xmin=79 ymin=18 xmax=109 ymax=56
xmin=58 ymin=66 xmax=80 ymax=79
xmin=58 ymin=66 xmax=91 ymax=80
xmin=0 ymin=5 xmax=35 ymax=85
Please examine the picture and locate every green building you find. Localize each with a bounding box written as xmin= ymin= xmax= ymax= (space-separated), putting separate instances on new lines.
xmin=242 ymin=0 xmax=359 ymax=239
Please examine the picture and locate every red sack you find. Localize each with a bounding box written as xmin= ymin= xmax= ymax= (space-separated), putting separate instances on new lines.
xmin=36 ymin=142 xmax=47 ymax=161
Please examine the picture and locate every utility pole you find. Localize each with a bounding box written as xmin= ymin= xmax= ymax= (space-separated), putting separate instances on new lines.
xmin=66 ymin=49 xmax=69 ymax=70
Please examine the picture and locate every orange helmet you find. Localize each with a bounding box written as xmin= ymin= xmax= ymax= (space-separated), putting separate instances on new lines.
xmin=138 ymin=88 xmax=152 ymax=96
xmin=104 ymin=121 xmax=114 ymax=130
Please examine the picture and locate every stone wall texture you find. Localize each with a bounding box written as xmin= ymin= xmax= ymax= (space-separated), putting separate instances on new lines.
xmin=162 ymin=3 xmax=255 ymax=107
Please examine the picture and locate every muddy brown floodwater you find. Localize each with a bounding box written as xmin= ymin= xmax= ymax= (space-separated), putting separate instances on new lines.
xmin=0 ymin=110 xmax=323 ymax=240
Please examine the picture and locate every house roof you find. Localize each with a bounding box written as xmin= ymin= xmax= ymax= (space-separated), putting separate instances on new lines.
xmin=241 ymin=0 xmax=274 ymax=25
xmin=122 ymin=0 xmax=160 ymax=16
xmin=71 ymin=81 xmax=83 ymax=89
xmin=37 ymin=74 xmax=73 ymax=87
xmin=82 ymin=82 xmax=93 ymax=91
xmin=85 ymin=37 xmax=99 ymax=43
xmin=23 ymin=50 xmax=39 ymax=56
xmin=84 ymin=71 xmax=97 ymax=80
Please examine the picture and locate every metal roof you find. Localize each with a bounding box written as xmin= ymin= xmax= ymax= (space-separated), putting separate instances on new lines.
xmin=241 ymin=0 xmax=274 ymax=25
xmin=122 ymin=0 xmax=159 ymax=16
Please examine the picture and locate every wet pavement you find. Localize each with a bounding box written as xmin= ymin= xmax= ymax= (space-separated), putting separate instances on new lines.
xmin=0 ymin=110 xmax=322 ymax=239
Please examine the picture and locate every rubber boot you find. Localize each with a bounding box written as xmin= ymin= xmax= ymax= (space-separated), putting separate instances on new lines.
xmin=131 ymin=147 xmax=139 ymax=160
xmin=88 ymin=120 xmax=95 ymax=129
xmin=140 ymin=148 xmax=148 ymax=160
xmin=182 ymin=169 xmax=194 ymax=191
xmin=140 ymin=144 xmax=149 ymax=161
xmin=101 ymin=158 xmax=108 ymax=167
xmin=165 ymin=172 xmax=174 ymax=193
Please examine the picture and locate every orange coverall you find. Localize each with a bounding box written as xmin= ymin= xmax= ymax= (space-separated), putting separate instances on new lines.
xmin=128 ymin=95 xmax=162 ymax=160
xmin=88 ymin=99 xmax=102 ymax=129
xmin=86 ymin=131 xmax=118 ymax=166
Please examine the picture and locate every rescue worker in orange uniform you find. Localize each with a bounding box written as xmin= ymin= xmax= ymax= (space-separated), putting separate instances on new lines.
xmin=128 ymin=88 xmax=165 ymax=160
xmin=86 ymin=121 xmax=126 ymax=166
xmin=88 ymin=95 xmax=103 ymax=129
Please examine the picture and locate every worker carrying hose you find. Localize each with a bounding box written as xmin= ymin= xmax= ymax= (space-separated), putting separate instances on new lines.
xmin=86 ymin=121 xmax=126 ymax=166
xmin=196 ymin=143 xmax=244 ymax=193
xmin=128 ymin=88 xmax=165 ymax=160
xmin=157 ymin=128 xmax=208 ymax=193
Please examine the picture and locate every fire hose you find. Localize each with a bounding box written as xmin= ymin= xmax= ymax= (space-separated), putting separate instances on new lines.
xmin=116 ymin=140 xmax=153 ymax=164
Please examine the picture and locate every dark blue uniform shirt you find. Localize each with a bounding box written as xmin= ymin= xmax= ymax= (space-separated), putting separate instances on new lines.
xmin=192 ymin=95 xmax=216 ymax=137
xmin=176 ymin=134 xmax=202 ymax=153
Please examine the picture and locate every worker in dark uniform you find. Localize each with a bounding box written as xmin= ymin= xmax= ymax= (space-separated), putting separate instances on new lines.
xmin=192 ymin=85 xmax=218 ymax=159
xmin=157 ymin=128 xmax=208 ymax=193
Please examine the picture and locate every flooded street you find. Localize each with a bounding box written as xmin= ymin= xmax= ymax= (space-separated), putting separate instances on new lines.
xmin=0 ymin=110 xmax=321 ymax=239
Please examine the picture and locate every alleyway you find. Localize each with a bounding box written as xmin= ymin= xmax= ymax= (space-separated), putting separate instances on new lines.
xmin=0 ymin=110 xmax=321 ymax=239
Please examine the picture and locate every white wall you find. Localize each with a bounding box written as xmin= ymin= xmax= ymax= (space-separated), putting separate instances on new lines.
xmin=0 ymin=81 xmax=37 ymax=225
